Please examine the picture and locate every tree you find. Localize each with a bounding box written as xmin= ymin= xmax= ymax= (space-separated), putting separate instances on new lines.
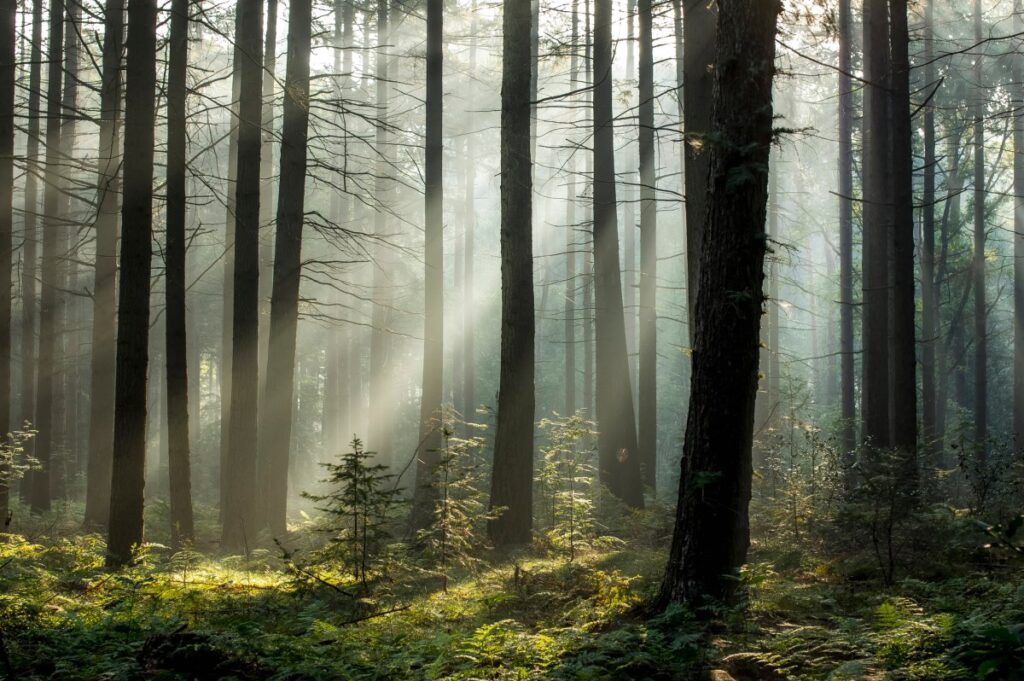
xmin=411 ymin=0 xmax=444 ymax=532
xmin=657 ymin=0 xmax=780 ymax=609
xmin=837 ymin=0 xmax=856 ymax=456
xmin=973 ymin=0 xmax=987 ymax=459
xmin=259 ymin=0 xmax=313 ymax=537
xmin=637 ymin=0 xmax=656 ymax=491
xmin=0 ymin=0 xmax=13 ymax=521
xmin=487 ymin=0 xmax=534 ymax=547
xmin=592 ymin=0 xmax=642 ymax=508
xmin=106 ymin=0 xmax=158 ymax=567
xmin=1015 ymin=0 xmax=1024 ymax=456
xmin=922 ymin=0 xmax=938 ymax=462
xmin=165 ymin=0 xmax=194 ymax=546
xmin=222 ymin=0 xmax=264 ymax=552
xmin=563 ymin=0 xmax=578 ymax=417
xmin=83 ymin=0 xmax=124 ymax=529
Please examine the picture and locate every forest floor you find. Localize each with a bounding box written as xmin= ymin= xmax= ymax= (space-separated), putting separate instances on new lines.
xmin=1 ymin=504 xmax=1023 ymax=680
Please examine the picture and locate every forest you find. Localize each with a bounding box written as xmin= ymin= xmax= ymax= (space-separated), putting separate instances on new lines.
xmin=2 ymin=0 xmax=1024 ymax=677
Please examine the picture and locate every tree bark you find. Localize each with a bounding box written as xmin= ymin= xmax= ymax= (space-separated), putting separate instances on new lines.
xmin=658 ymin=0 xmax=779 ymax=609
xmin=488 ymin=0 xmax=534 ymax=546
xmin=106 ymin=0 xmax=157 ymax=566
xmin=637 ymin=0 xmax=656 ymax=492
xmin=564 ymin=0 xmax=578 ymax=417
xmin=972 ymin=0 xmax=987 ymax=460
xmin=593 ymin=0 xmax=642 ymax=508
xmin=1015 ymin=0 xmax=1024 ymax=457
xmin=258 ymin=0 xmax=311 ymax=538
xmin=837 ymin=0 xmax=856 ymax=456
xmin=921 ymin=0 xmax=938 ymax=462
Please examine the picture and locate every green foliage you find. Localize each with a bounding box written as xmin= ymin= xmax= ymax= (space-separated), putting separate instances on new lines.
xmin=536 ymin=414 xmax=598 ymax=561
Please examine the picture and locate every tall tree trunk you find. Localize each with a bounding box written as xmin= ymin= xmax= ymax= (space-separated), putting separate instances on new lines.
xmin=257 ymin=0 xmax=277 ymax=422
xmin=921 ymin=0 xmax=938 ymax=462
xmin=593 ymin=0 xmax=642 ymax=508
xmin=166 ymin=0 xmax=194 ymax=546
xmin=488 ymin=0 xmax=534 ymax=546
xmin=888 ymin=0 xmax=917 ymax=469
xmin=29 ymin=0 xmax=65 ymax=514
xmin=564 ymin=0 xmax=578 ymax=417
xmin=0 ymin=0 xmax=13 ymax=520
xmin=683 ymin=0 xmax=715 ymax=340
xmin=221 ymin=0 xmax=264 ymax=553
xmin=658 ymin=0 xmax=779 ymax=610
xmin=637 ymin=0 xmax=656 ymax=492
xmin=861 ymin=0 xmax=891 ymax=449
xmin=623 ymin=0 xmax=636 ymax=405
xmin=972 ymin=0 xmax=987 ymax=460
xmin=1015 ymin=0 xmax=1024 ymax=457
xmin=19 ymin=0 xmax=42 ymax=506
xmin=582 ymin=0 xmax=593 ymax=419
xmin=259 ymin=0 xmax=311 ymax=538
xmin=837 ymin=0 xmax=856 ymax=456
xmin=410 ymin=0 xmax=444 ymax=532
xmin=106 ymin=0 xmax=157 ymax=566
xmin=84 ymin=0 xmax=124 ymax=529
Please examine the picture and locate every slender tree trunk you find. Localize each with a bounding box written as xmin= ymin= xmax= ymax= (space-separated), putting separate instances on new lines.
xmin=84 ymin=0 xmax=123 ymax=529
xmin=166 ymin=0 xmax=194 ymax=546
xmin=488 ymin=0 xmax=534 ymax=546
xmin=1015 ymin=0 xmax=1024 ymax=457
xmin=658 ymin=0 xmax=780 ymax=610
xmin=106 ymin=0 xmax=157 ymax=566
xmin=637 ymin=0 xmax=656 ymax=492
xmin=29 ymin=0 xmax=65 ymax=514
xmin=0 ymin=0 xmax=13 ymax=520
xmin=861 ymin=0 xmax=891 ymax=449
xmin=410 ymin=0 xmax=444 ymax=532
xmin=623 ymin=0 xmax=637 ymax=405
xmin=564 ymin=0 xmax=578 ymax=417
xmin=18 ymin=0 xmax=42 ymax=506
xmin=582 ymin=0 xmax=593 ymax=419
xmin=593 ymin=0 xmax=642 ymax=508
xmin=973 ymin=0 xmax=987 ymax=460
xmin=259 ymin=0 xmax=311 ymax=538
xmin=921 ymin=0 xmax=938 ymax=462
xmin=837 ymin=0 xmax=856 ymax=456
xmin=222 ymin=0 xmax=264 ymax=553
xmin=683 ymin=0 xmax=715 ymax=340
xmin=257 ymin=0 xmax=277 ymax=420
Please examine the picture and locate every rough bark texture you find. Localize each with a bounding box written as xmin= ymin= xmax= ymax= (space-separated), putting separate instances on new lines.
xmin=0 ymin=0 xmax=14 ymax=519
xmin=837 ymin=0 xmax=856 ymax=457
xmin=488 ymin=0 xmax=534 ymax=546
xmin=29 ymin=0 xmax=65 ymax=514
xmin=922 ymin=0 xmax=938 ymax=462
xmin=593 ymin=0 xmax=642 ymax=508
xmin=222 ymin=0 xmax=264 ymax=553
xmin=683 ymin=0 xmax=715 ymax=342
xmin=83 ymin=0 xmax=123 ymax=529
xmin=582 ymin=0 xmax=593 ymax=419
xmin=166 ymin=0 xmax=194 ymax=546
xmin=657 ymin=0 xmax=779 ymax=610
xmin=973 ymin=0 xmax=987 ymax=459
xmin=861 ymin=0 xmax=891 ymax=449
xmin=258 ymin=0 xmax=311 ymax=538
xmin=1015 ymin=0 xmax=1024 ymax=456
xmin=106 ymin=0 xmax=157 ymax=566
xmin=564 ymin=0 xmax=578 ymax=417
xmin=637 ymin=0 xmax=656 ymax=492
xmin=411 ymin=0 xmax=444 ymax=533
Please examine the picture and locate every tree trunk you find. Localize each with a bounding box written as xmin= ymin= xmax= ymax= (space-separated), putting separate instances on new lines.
xmin=165 ymin=0 xmax=194 ymax=546
xmin=29 ymin=0 xmax=65 ymax=514
xmin=837 ymin=0 xmax=856 ymax=456
xmin=564 ymin=0 xmax=578 ymax=417
xmin=861 ymin=0 xmax=891 ymax=449
xmin=637 ymin=0 xmax=656 ymax=492
xmin=582 ymin=0 xmax=593 ymax=419
xmin=0 ymin=0 xmax=13 ymax=519
xmin=593 ymin=0 xmax=642 ymax=508
xmin=410 ymin=0 xmax=444 ymax=532
xmin=972 ymin=0 xmax=987 ymax=460
xmin=84 ymin=0 xmax=123 ymax=529
xmin=683 ymin=0 xmax=715 ymax=341
xmin=258 ymin=0 xmax=311 ymax=538
xmin=221 ymin=0 xmax=264 ymax=553
xmin=1015 ymin=0 xmax=1024 ymax=457
xmin=106 ymin=0 xmax=157 ymax=566
xmin=921 ymin=0 xmax=938 ymax=463
xmin=658 ymin=0 xmax=779 ymax=609
xmin=488 ymin=0 xmax=534 ymax=546
xmin=257 ymin=0 xmax=277 ymax=427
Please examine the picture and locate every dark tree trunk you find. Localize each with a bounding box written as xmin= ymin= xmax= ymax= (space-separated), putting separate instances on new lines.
xmin=18 ymin=0 xmax=42 ymax=506
xmin=593 ymin=0 xmax=642 ymax=508
xmin=84 ymin=0 xmax=123 ymax=529
xmin=922 ymin=0 xmax=938 ymax=462
xmin=1015 ymin=0 xmax=1024 ymax=456
xmin=582 ymin=0 xmax=593 ymax=419
xmin=972 ymin=0 xmax=987 ymax=460
xmin=166 ymin=0 xmax=194 ymax=546
xmin=564 ymin=0 xmax=578 ymax=417
xmin=837 ymin=0 xmax=856 ymax=456
xmin=29 ymin=0 xmax=65 ymax=514
xmin=106 ymin=0 xmax=157 ymax=566
xmin=222 ymin=0 xmax=264 ymax=553
xmin=258 ymin=0 xmax=311 ymax=538
xmin=410 ymin=0 xmax=444 ymax=532
xmin=256 ymin=0 xmax=277 ymax=430
xmin=488 ymin=0 xmax=534 ymax=546
xmin=888 ymin=0 xmax=917 ymax=467
xmin=861 ymin=0 xmax=891 ymax=449
xmin=683 ymin=0 xmax=715 ymax=341
xmin=0 ymin=0 xmax=12 ymax=520
xmin=637 ymin=0 xmax=656 ymax=492
xmin=658 ymin=0 xmax=779 ymax=609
